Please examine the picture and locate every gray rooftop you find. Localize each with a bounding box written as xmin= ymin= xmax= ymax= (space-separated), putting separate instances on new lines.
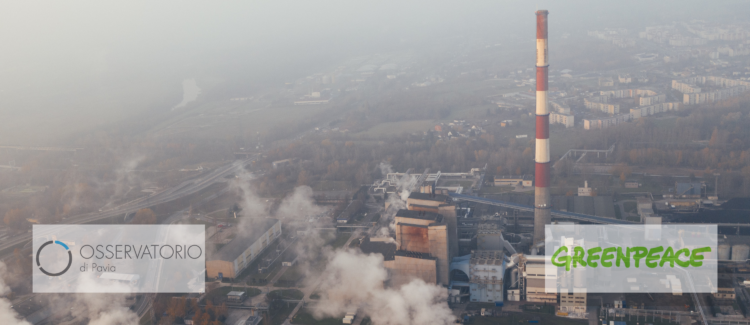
xmin=395 ymin=209 xmax=442 ymax=222
xmin=209 ymin=218 xmax=279 ymax=262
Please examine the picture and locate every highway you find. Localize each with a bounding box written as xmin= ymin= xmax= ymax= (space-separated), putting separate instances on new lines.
xmin=0 ymin=157 xmax=255 ymax=257
xmin=448 ymin=193 xmax=636 ymax=225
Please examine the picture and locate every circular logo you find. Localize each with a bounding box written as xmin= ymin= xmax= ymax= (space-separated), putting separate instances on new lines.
xmin=36 ymin=240 xmax=72 ymax=276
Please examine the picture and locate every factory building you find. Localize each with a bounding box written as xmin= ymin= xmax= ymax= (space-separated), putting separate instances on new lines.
xmin=393 ymin=209 xmax=451 ymax=286
xmin=206 ymin=218 xmax=281 ymax=279
xmin=675 ymin=182 xmax=703 ymax=198
xmin=468 ymin=251 xmax=506 ymax=304
xmin=406 ymin=192 xmax=458 ymax=262
xmin=493 ymin=175 xmax=533 ymax=187
xmin=577 ymin=181 xmax=593 ymax=196
xmin=360 ymin=210 xmax=452 ymax=288
xmin=520 ymin=255 xmax=558 ymax=303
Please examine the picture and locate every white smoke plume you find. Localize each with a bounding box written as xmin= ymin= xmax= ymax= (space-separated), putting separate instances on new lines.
xmin=276 ymin=185 xmax=324 ymax=220
xmin=382 ymin=169 xmax=418 ymax=226
xmin=377 ymin=162 xmax=394 ymax=176
xmin=107 ymin=155 xmax=146 ymax=207
xmin=229 ymin=168 xmax=270 ymax=220
xmin=313 ymin=249 xmax=455 ymax=325
xmin=0 ymin=262 xmax=31 ymax=325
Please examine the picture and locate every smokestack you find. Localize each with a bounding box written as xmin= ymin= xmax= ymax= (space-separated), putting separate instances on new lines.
xmin=533 ymin=10 xmax=551 ymax=246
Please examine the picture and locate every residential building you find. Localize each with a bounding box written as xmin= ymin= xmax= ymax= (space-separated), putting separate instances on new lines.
xmin=550 ymin=112 xmax=575 ymax=128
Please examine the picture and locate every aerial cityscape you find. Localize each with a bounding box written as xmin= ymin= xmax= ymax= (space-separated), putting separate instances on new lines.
xmin=2 ymin=1 xmax=750 ymax=325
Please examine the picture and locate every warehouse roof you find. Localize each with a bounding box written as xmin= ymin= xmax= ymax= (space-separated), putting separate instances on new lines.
xmin=407 ymin=192 xmax=450 ymax=202
xmin=209 ymin=218 xmax=279 ymax=261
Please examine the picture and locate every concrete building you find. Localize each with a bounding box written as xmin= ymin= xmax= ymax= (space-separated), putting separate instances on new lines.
xmin=715 ymin=279 xmax=736 ymax=300
xmin=550 ymin=101 xmax=571 ymax=114
xmin=494 ymin=175 xmax=533 ymax=187
xmin=639 ymin=94 xmax=666 ymax=106
xmin=578 ymin=181 xmax=593 ymax=196
xmin=598 ymin=77 xmax=614 ymax=87
xmin=520 ymin=255 xmax=557 ymax=303
xmin=272 ymin=159 xmax=294 ymax=169
xmin=206 ymin=218 xmax=281 ymax=279
xmin=584 ymin=97 xmax=620 ymax=114
xmin=629 ymin=102 xmax=681 ymax=119
xmin=406 ymin=192 xmax=458 ymax=259
xmin=624 ymin=181 xmax=640 ymax=188
xmin=469 ymin=251 xmax=505 ymax=304
xmin=637 ymin=197 xmax=654 ymax=223
xmin=550 ymin=112 xmax=575 ymax=128
xmin=583 ymin=113 xmax=631 ymax=130
xmin=390 ymin=209 xmax=451 ymax=286
xmin=477 ymin=224 xmax=516 ymax=253
xmin=675 ymin=182 xmax=703 ymax=198
xmin=673 ymin=76 xmax=750 ymax=105
xmin=559 ymin=289 xmax=587 ymax=316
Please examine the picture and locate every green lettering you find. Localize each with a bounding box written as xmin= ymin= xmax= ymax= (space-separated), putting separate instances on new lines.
xmin=551 ymin=246 xmax=571 ymax=271
xmin=690 ymin=247 xmax=711 ymax=267
xmin=675 ymin=248 xmax=690 ymax=267
xmin=660 ymin=247 xmax=676 ymax=267
xmin=630 ymin=246 xmax=648 ymax=268
xmin=646 ymin=246 xmax=664 ymax=268
xmin=586 ymin=247 xmax=602 ymax=268
xmin=616 ymin=247 xmax=630 ymax=268
xmin=601 ymin=247 xmax=616 ymax=267
xmin=572 ymin=246 xmax=587 ymax=268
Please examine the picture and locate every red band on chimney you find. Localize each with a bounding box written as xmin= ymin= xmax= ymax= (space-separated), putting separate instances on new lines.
xmin=536 ymin=11 xmax=548 ymax=39
xmin=536 ymin=115 xmax=549 ymax=139
xmin=536 ymin=66 xmax=548 ymax=91
xmin=535 ymin=162 xmax=550 ymax=188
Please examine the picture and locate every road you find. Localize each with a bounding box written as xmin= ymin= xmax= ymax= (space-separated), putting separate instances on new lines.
xmin=0 ymin=157 xmax=255 ymax=258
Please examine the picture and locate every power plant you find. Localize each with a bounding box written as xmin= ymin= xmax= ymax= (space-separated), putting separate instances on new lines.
xmin=533 ymin=10 xmax=551 ymax=246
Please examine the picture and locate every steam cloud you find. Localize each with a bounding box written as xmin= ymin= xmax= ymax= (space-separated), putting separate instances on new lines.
xmin=313 ymin=249 xmax=455 ymax=325
xmin=379 ymin=162 xmax=419 ymax=232
xmin=0 ymin=261 xmax=31 ymax=325
xmin=230 ymin=165 xmax=453 ymax=325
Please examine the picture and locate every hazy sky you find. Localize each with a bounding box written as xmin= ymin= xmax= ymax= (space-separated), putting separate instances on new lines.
xmin=0 ymin=1 xmax=743 ymax=144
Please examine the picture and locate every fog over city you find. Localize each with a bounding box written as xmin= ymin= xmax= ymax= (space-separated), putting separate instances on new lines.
xmin=2 ymin=1 xmax=750 ymax=325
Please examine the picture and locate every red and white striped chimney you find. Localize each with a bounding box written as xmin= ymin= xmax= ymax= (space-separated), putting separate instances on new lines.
xmin=533 ymin=10 xmax=551 ymax=246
